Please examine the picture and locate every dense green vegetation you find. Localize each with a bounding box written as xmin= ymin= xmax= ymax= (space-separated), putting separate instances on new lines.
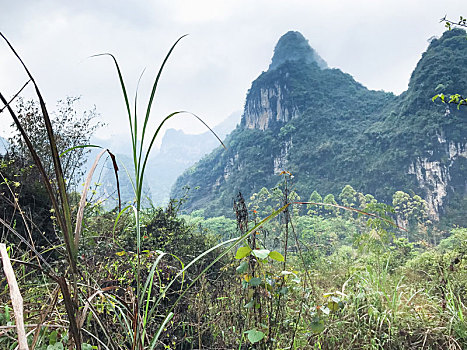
xmin=172 ymin=29 xmax=467 ymax=227
xmin=174 ymin=181 xmax=466 ymax=349
xmin=2 ymin=165 xmax=465 ymax=349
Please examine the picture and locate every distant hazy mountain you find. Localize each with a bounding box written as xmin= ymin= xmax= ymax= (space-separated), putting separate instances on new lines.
xmin=0 ymin=136 xmax=8 ymax=155
xmin=172 ymin=29 xmax=467 ymax=225
xmin=98 ymin=111 xmax=241 ymax=207
xmin=146 ymin=111 xmax=241 ymax=205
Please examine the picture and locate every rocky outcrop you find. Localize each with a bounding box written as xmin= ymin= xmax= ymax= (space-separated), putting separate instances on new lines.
xmin=243 ymin=82 xmax=299 ymax=130
xmin=243 ymin=31 xmax=327 ymax=131
xmin=408 ymin=135 xmax=467 ymax=220
xmin=223 ymin=152 xmax=240 ymax=181
xmin=274 ymin=139 xmax=292 ymax=174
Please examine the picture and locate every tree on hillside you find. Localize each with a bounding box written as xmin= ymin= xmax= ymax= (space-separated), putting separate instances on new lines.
xmin=8 ymin=96 xmax=101 ymax=191
xmin=392 ymin=191 xmax=428 ymax=232
xmin=339 ymin=184 xmax=357 ymax=210
xmin=323 ymin=193 xmax=338 ymax=216
xmin=359 ymin=193 xmax=377 ymax=210
xmin=307 ymin=190 xmax=322 ymax=215
xmin=433 ymin=15 xmax=467 ymax=108
xmin=1 ymin=96 xmax=102 ymax=250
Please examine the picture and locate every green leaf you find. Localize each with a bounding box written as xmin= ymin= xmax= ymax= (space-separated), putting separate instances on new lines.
xmin=244 ymin=299 xmax=254 ymax=309
xmin=328 ymin=300 xmax=340 ymax=312
xmin=49 ymin=330 xmax=58 ymax=345
xmin=4 ymin=301 xmax=10 ymax=323
xmin=47 ymin=342 xmax=64 ymax=350
xmin=235 ymin=246 xmax=252 ymax=259
xmin=248 ymin=289 xmax=254 ymax=299
xmin=236 ymin=260 xmax=248 ymax=274
xmin=269 ymin=250 xmax=285 ymax=262
xmin=249 ymin=277 xmax=262 ymax=287
xmin=245 ymin=329 xmax=265 ymax=343
xmin=252 ymin=249 xmax=270 ymax=260
xmin=310 ymin=318 xmax=325 ymax=334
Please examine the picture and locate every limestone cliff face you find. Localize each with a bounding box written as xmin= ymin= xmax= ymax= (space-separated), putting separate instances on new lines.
xmin=223 ymin=152 xmax=240 ymax=181
xmin=408 ymin=134 xmax=467 ymax=220
xmin=242 ymin=31 xmax=326 ymax=131
xmin=274 ymin=139 xmax=292 ymax=174
xmin=243 ymin=81 xmax=299 ymax=130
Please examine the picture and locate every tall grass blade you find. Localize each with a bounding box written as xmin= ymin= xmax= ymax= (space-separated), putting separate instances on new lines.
xmin=74 ymin=148 xmax=121 ymax=246
xmin=108 ymin=151 xmax=122 ymax=211
xmin=142 ymin=252 xmax=167 ymax=328
xmin=0 ymin=79 xmax=30 ymax=113
xmin=137 ymin=35 xmax=187 ymax=181
xmin=149 ymin=312 xmax=174 ymax=350
xmin=0 ymin=32 xmax=81 ymax=348
xmin=59 ymin=144 xmax=101 ymax=157
xmin=74 ymin=148 xmax=106 ymax=247
xmin=92 ymin=53 xmax=135 ymax=152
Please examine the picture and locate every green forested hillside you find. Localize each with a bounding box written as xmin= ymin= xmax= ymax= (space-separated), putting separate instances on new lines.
xmin=172 ymin=29 xmax=467 ymax=225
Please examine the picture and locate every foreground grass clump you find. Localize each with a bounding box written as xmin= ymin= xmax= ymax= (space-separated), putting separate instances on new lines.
xmin=0 ymin=32 xmax=287 ymax=349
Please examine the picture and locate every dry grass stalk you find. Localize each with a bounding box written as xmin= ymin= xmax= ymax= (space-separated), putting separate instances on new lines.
xmin=0 ymin=243 xmax=29 ymax=350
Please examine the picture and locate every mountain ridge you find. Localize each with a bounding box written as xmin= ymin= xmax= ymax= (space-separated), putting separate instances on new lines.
xmin=171 ymin=29 xmax=467 ymax=224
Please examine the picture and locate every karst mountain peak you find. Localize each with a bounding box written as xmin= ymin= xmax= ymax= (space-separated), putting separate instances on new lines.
xmin=173 ymin=29 xmax=467 ymax=225
xmin=269 ymin=30 xmax=328 ymax=71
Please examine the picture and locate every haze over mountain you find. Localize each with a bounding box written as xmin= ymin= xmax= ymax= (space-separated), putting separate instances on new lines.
xmin=99 ymin=111 xmax=240 ymax=207
xmin=0 ymin=136 xmax=7 ymax=155
xmin=172 ymin=29 xmax=467 ymax=225
xmin=146 ymin=111 xmax=240 ymax=205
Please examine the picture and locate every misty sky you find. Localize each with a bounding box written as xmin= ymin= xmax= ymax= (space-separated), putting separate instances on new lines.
xmin=0 ymin=0 xmax=464 ymax=145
